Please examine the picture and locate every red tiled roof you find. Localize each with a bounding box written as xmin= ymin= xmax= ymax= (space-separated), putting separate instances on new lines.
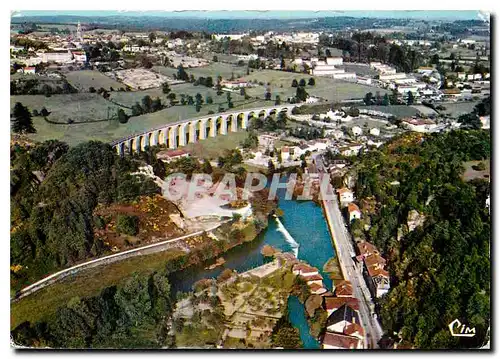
xmin=344 ymin=322 xmax=365 ymax=337
xmin=348 ymin=203 xmax=360 ymax=213
xmin=324 ymin=297 xmax=359 ymax=312
xmin=304 ymin=273 xmax=324 ymax=282
xmin=367 ymin=265 xmax=389 ymax=278
xmin=335 ymin=280 xmax=353 ymax=296
xmin=364 ymin=254 xmax=386 ymax=268
xmin=357 ymin=241 xmax=379 ymax=257
xmin=293 ymin=263 xmax=318 ymax=274
xmin=309 ymin=283 xmax=326 ymax=293
xmin=322 ymin=332 xmax=361 ymax=349
xmin=336 ymin=187 xmax=352 ymax=195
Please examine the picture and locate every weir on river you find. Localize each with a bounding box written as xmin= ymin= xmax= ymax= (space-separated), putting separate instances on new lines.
xmin=168 ymin=186 xmax=336 ymax=348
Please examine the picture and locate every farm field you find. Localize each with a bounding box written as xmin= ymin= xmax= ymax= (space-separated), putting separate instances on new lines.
xmin=11 ymin=93 xmax=123 ymax=123
xmin=153 ymin=62 xmax=247 ymax=81
xmin=358 ymin=105 xmax=419 ymax=118
xmin=241 ymin=69 xmax=387 ymax=102
xmin=439 ymin=101 xmax=479 ymax=117
xmin=13 ymin=92 xmax=269 ymax=146
xmin=65 ymin=70 xmax=125 ymax=92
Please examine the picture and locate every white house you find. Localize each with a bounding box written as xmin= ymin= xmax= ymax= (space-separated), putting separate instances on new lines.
xmin=348 ymin=203 xmax=361 ymax=222
xmin=333 ymin=72 xmax=357 ymax=80
xmin=369 ymin=128 xmax=380 ymax=136
xmin=22 ymin=66 xmax=36 ymax=75
xmin=401 ymin=118 xmax=438 ymax=133
xmin=326 ymin=57 xmax=343 ymax=66
xmin=351 ymin=126 xmax=363 ymax=136
xmin=337 ymin=188 xmax=354 ymax=204
xmin=71 ymin=51 xmax=87 ymax=63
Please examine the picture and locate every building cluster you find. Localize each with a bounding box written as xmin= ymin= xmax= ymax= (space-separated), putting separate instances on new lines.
xmin=320 ymin=280 xmax=365 ymax=349
xmin=291 ymin=262 xmax=365 ymax=349
xmin=355 ymin=242 xmax=390 ymax=298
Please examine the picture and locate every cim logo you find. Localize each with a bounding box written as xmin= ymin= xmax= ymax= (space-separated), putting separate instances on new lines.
xmin=448 ymin=319 xmax=476 ymax=337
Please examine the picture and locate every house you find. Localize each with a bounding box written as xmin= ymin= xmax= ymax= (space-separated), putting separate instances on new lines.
xmin=321 ymin=331 xmax=363 ymax=349
xmin=333 ymin=72 xmax=357 ymax=80
xmin=22 ymin=66 xmax=36 ymax=75
xmin=326 ymin=304 xmax=361 ymax=334
xmin=347 ymin=203 xmax=361 ymax=222
xmin=369 ymin=128 xmax=380 ymax=136
xmin=356 ymin=241 xmax=380 ymax=260
xmin=326 ymin=57 xmax=343 ymax=66
xmin=156 ymin=149 xmax=190 ymax=163
xmin=309 ymin=282 xmax=327 ymax=295
xmin=292 ymin=263 xmax=319 ymax=277
xmin=37 ymin=50 xmax=73 ymax=64
xmin=401 ymin=118 xmax=438 ymax=133
xmin=336 ymin=188 xmax=354 ymax=204
xmin=417 ymin=66 xmax=434 ymax=75
xmin=351 ymin=126 xmax=362 ymax=136
xmin=324 ymin=296 xmax=360 ymax=316
xmin=303 ymin=273 xmax=324 ymax=286
xmin=221 ymin=80 xmax=251 ymax=89
xmin=357 ymin=77 xmax=372 ymax=85
xmin=334 ymin=280 xmax=354 ymax=297
xmin=365 ymin=260 xmax=390 ymax=298
xmin=281 ymin=146 xmax=291 ymax=161
xmin=321 ymin=332 xmax=363 ymax=349
xmin=71 ymin=51 xmax=87 ymax=63
xmin=480 ymin=116 xmax=490 ymax=129
xmin=442 ymin=88 xmax=462 ymax=101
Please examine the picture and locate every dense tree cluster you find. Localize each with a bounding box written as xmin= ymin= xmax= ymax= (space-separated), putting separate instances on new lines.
xmin=10 ymin=141 xmax=160 ymax=292
xmin=12 ymin=272 xmax=174 ymax=348
xmin=350 ymin=130 xmax=490 ymax=349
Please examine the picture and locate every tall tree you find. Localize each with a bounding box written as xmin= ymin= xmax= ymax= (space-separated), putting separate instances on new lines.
xmin=12 ymin=102 xmax=36 ymax=134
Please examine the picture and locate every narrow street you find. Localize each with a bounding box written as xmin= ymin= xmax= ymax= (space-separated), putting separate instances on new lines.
xmin=313 ymin=153 xmax=384 ymax=349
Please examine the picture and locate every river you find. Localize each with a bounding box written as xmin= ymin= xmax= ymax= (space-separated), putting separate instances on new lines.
xmin=168 ymin=186 xmax=335 ymax=348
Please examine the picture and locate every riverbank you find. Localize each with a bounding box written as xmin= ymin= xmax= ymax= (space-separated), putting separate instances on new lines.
xmin=11 ymin=196 xmax=276 ymax=330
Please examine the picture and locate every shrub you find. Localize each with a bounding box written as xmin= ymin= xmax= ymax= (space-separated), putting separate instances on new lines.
xmin=116 ymin=214 xmax=139 ymax=236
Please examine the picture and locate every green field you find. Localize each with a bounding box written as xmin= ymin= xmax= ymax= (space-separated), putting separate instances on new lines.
xmin=13 ymin=92 xmax=268 ymax=146
xmin=358 ymin=105 xmax=419 ymax=118
xmin=153 ymin=62 xmax=247 ymax=81
xmin=241 ymin=69 xmax=388 ymax=102
xmin=183 ymin=131 xmax=249 ymax=159
xmin=11 ymin=94 xmax=123 ymax=124
xmin=439 ymin=101 xmax=479 ymax=117
xmin=65 ymin=70 xmax=125 ymax=92
xmin=11 ymin=249 xmax=185 ymax=329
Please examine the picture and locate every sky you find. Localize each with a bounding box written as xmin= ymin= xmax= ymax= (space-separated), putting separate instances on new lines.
xmin=12 ymin=10 xmax=482 ymax=21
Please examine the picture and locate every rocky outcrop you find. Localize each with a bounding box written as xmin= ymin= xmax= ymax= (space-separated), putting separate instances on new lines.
xmin=407 ymin=210 xmax=426 ymax=232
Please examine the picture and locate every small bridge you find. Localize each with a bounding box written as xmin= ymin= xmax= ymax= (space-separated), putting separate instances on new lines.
xmin=110 ymin=104 xmax=299 ymax=155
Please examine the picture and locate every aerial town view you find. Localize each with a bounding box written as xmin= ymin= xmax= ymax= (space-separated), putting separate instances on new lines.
xmin=9 ymin=10 xmax=491 ymax=350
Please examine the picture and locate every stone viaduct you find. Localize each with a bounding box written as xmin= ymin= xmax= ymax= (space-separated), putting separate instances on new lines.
xmin=110 ymin=105 xmax=298 ymax=155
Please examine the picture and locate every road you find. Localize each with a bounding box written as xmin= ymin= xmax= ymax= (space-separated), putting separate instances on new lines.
xmin=312 ymin=153 xmax=384 ymax=349
xmin=12 ymin=221 xmax=228 ymax=302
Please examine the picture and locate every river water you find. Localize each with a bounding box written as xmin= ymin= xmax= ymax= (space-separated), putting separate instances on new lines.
xmin=168 ymin=186 xmax=335 ymax=348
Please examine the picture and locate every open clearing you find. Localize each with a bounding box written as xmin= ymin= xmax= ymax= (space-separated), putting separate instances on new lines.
xmin=65 ymin=70 xmax=125 ymax=91
xmin=462 ymin=160 xmax=490 ymax=182
xmin=107 ymin=68 xmax=171 ymax=90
